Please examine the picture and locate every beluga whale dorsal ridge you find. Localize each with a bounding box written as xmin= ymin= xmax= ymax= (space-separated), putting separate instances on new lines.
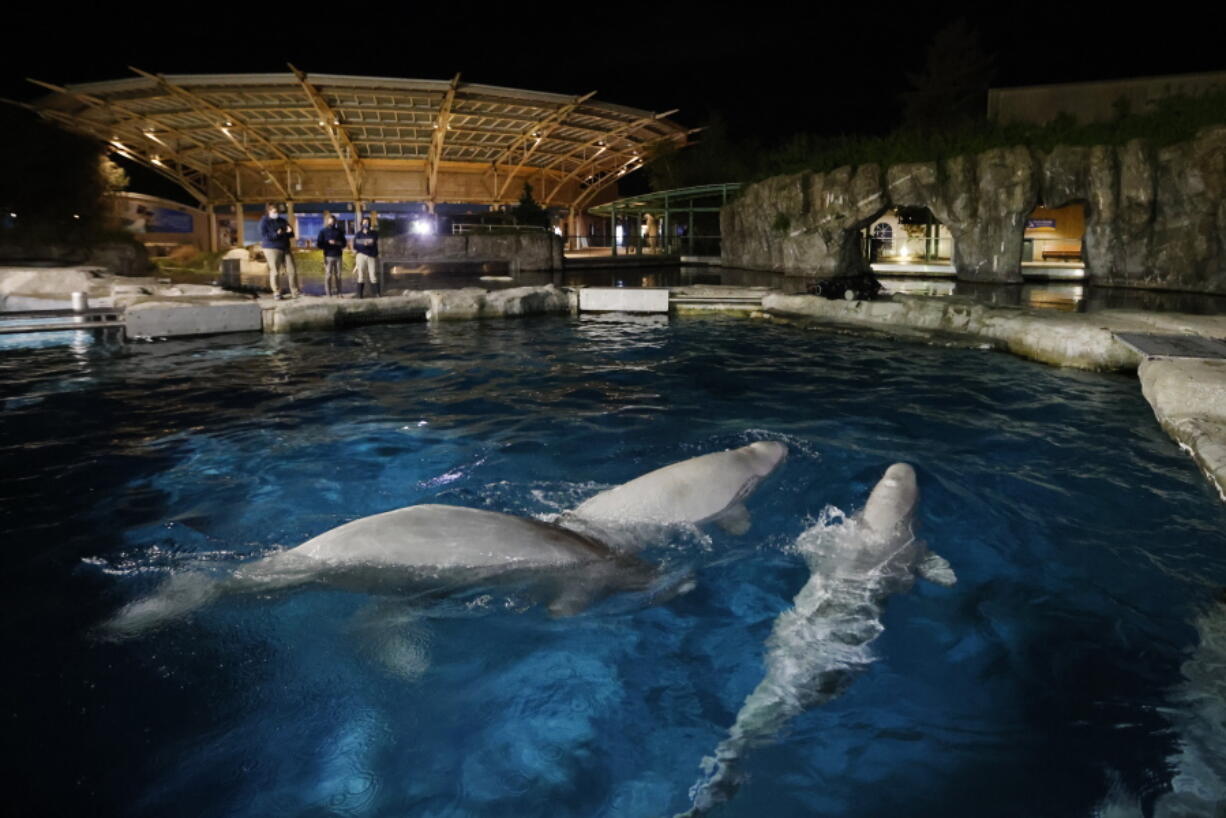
xmin=675 ymin=462 xmax=956 ymax=817
xmin=105 ymin=504 xmax=674 ymax=636
xmin=568 ymin=440 xmax=787 ymax=536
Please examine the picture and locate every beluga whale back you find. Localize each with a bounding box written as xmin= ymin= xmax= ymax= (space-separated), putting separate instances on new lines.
xmin=676 ymin=462 xmax=956 ymax=817
xmin=106 ymin=504 xmax=670 ymax=635
xmin=569 ymin=440 xmax=787 ymax=536
xmin=104 ymin=442 xmax=788 ymax=636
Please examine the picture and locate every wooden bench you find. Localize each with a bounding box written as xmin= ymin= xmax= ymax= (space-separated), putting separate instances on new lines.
xmin=1042 ymin=249 xmax=1082 ymax=262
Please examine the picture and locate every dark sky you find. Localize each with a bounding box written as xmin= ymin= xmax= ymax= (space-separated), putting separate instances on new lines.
xmin=3 ymin=5 xmax=1223 ymax=199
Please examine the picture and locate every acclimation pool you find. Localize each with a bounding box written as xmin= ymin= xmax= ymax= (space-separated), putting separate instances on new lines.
xmin=3 ymin=316 xmax=1224 ymax=817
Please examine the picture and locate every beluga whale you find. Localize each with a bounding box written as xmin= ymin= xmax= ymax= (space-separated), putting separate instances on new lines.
xmin=105 ymin=504 xmax=682 ymax=636
xmin=567 ymin=440 xmax=787 ymax=536
xmin=104 ymin=442 xmax=787 ymax=636
xmin=676 ymin=462 xmax=956 ymax=817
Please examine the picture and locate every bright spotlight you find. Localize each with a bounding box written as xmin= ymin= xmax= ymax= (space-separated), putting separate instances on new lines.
xmin=412 ymin=218 xmax=434 ymax=236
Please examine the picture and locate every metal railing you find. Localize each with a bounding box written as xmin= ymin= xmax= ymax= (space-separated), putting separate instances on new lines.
xmin=865 ymin=236 xmax=954 ymax=264
xmin=451 ymin=223 xmax=548 ymax=235
xmin=0 ymin=293 xmax=124 ymax=335
xmin=568 ymin=234 xmax=724 ymax=257
xmin=1023 ymin=236 xmax=1084 ymax=263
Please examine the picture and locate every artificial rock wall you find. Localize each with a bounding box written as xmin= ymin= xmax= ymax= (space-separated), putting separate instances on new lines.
xmin=722 ymin=126 xmax=1226 ymax=293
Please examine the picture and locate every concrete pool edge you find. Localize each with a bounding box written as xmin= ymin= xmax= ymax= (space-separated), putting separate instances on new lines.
xmin=759 ymin=292 xmax=1226 ymax=503
xmin=259 ymin=284 xmax=576 ymax=332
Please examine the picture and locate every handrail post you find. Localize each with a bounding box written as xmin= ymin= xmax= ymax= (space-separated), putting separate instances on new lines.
xmin=72 ymin=292 xmax=89 ymax=324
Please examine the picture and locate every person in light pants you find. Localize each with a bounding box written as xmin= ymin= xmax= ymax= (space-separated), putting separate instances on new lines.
xmin=259 ymin=203 xmax=299 ymax=298
xmin=352 ymin=216 xmax=380 ymax=298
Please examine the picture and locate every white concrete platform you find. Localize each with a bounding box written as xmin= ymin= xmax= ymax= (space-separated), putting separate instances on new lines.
xmin=125 ymin=300 xmax=262 ymax=339
xmin=578 ymin=287 xmax=670 ymax=313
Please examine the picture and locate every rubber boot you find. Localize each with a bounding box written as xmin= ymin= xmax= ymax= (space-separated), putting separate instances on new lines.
xmin=357 ymin=282 xmax=367 ymax=299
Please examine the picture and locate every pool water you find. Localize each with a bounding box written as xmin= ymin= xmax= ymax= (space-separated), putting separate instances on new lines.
xmin=3 ymin=316 xmax=1225 ymax=817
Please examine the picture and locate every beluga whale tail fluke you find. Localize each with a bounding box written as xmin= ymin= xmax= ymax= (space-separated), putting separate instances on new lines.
xmin=567 ymin=440 xmax=787 ymax=537
xmin=675 ymin=462 xmax=956 ymax=817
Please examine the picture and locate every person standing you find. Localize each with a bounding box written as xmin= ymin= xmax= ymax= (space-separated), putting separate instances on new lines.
xmin=260 ymin=203 xmax=300 ymax=299
xmin=353 ymin=215 xmax=380 ymax=298
xmin=316 ymin=214 xmax=347 ymax=297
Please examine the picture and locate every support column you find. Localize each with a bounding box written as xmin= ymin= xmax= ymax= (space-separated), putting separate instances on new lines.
xmin=662 ymin=195 xmax=670 ymax=255
xmin=635 ymin=212 xmax=643 ymax=255
xmin=688 ymin=206 xmax=694 ymax=256
xmin=207 ymin=203 xmax=217 ymax=253
xmin=610 ymin=206 xmax=617 ymax=257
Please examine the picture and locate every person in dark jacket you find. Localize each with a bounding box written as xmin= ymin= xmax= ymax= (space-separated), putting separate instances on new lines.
xmin=353 ymin=216 xmax=380 ymax=298
xmin=316 ymin=214 xmax=347 ymax=297
xmin=259 ymin=203 xmax=300 ymax=299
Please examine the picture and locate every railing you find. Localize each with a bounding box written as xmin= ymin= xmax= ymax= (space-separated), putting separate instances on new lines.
xmin=864 ymin=236 xmax=954 ymax=264
xmin=1023 ymin=236 xmax=1084 ymax=263
xmin=0 ymin=293 xmax=124 ymax=335
xmin=451 ymin=223 xmax=548 ymax=235
xmin=567 ymin=234 xmax=724 ymax=257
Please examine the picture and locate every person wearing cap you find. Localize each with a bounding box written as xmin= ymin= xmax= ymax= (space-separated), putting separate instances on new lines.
xmin=352 ymin=215 xmax=380 ymax=298
xmin=315 ymin=214 xmax=347 ymax=297
xmin=259 ymin=203 xmax=300 ymax=299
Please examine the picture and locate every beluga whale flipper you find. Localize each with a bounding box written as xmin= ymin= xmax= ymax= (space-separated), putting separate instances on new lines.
xmin=567 ymin=441 xmax=787 ymax=536
xmin=676 ymin=463 xmax=956 ymax=817
xmin=105 ymin=504 xmax=679 ymax=636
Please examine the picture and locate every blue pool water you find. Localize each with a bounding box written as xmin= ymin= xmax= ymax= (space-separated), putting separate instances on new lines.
xmin=3 ymin=316 xmax=1226 ymax=817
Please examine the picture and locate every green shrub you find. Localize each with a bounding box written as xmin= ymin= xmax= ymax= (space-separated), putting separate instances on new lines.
xmin=651 ymin=91 xmax=1226 ymax=188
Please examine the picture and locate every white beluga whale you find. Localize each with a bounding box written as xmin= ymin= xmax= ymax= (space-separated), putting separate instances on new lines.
xmin=568 ymin=440 xmax=787 ymax=536
xmin=106 ymin=504 xmax=681 ymax=636
xmin=676 ymin=463 xmax=956 ymax=817
xmin=105 ymin=442 xmax=788 ymax=636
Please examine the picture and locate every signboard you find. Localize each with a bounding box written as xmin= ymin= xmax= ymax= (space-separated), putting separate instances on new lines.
xmin=1026 ymin=218 xmax=1056 ymax=230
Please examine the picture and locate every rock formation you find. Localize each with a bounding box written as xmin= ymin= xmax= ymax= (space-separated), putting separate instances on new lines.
xmin=723 ymin=126 xmax=1226 ymax=293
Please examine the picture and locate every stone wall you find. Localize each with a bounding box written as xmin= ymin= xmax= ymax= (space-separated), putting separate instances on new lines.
xmin=723 ymin=126 xmax=1226 ymax=293
xmin=380 ymin=231 xmax=563 ymax=273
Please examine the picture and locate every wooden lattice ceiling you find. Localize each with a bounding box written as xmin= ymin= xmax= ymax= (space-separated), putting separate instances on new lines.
xmin=22 ymin=68 xmax=690 ymax=210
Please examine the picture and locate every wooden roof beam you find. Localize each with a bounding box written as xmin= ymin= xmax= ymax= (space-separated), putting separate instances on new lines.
xmin=425 ymin=73 xmax=461 ymax=205
xmin=25 ymin=78 xmax=246 ymax=169
xmin=489 ymin=90 xmax=597 ymax=200
xmin=23 ymin=103 xmax=219 ymax=204
xmin=287 ymin=63 xmax=363 ymax=200
xmin=129 ymin=66 xmax=295 ymax=201
xmin=544 ymin=111 xmax=679 ymax=201
xmin=572 ymin=157 xmax=646 ymax=210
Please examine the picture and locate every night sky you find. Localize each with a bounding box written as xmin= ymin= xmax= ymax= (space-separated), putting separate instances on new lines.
xmin=2 ymin=6 xmax=1223 ymax=201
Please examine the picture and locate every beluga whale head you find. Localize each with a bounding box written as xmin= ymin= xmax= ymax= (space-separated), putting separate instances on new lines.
xmin=860 ymin=462 xmax=918 ymax=541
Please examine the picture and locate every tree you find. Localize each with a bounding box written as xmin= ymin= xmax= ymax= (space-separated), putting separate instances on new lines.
xmin=0 ymin=106 xmax=108 ymax=245
xmin=900 ymin=20 xmax=996 ymax=131
xmin=511 ymin=183 xmax=551 ymax=229
xmin=645 ymin=113 xmax=754 ymax=190
xmin=101 ymin=157 xmax=129 ymax=193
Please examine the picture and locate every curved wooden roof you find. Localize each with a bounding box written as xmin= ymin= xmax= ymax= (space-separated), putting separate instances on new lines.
xmin=25 ymin=68 xmax=690 ymax=210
